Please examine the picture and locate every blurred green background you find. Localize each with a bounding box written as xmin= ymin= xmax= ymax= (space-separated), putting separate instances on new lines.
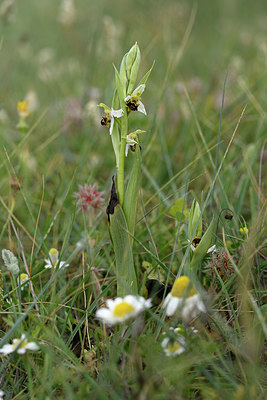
xmin=0 ymin=0 xmax=266 ymax=237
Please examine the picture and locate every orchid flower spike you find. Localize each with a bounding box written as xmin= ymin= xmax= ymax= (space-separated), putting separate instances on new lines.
xmin=124 ymin=84 xmax=146 ymax=115
xmin=98 ymin=103 xmax=124 ymax=135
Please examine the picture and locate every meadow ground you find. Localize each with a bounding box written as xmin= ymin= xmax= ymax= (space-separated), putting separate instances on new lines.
xmin=0 ymin=0 xmax=266 ymax=399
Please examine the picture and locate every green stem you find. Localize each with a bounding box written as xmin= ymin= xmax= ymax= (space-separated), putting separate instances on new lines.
xmin=25 ymin=355 xmax=33 ymax=397
xmin=117 ymin=114 xmax=128 ymax=205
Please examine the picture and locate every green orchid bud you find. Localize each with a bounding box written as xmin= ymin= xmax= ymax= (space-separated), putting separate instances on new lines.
xmin=188 ymin=200 xmax=202 ymax=241
xmin=119 ymin=53 xmax=128 ymax=97
xmin=125 ymin=43 xmax=141 ymax=95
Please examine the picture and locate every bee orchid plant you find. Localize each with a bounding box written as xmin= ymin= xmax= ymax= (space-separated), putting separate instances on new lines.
xmin=99 ymin=43 xmax=153 ymax=296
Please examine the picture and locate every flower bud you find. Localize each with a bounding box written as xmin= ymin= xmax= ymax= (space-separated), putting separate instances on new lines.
xmin=48 ymin=248 xmax=59 ymax=265
xmin=188 ymin=200 xmax=202 ymax=241
xmin=125 ymin=43 xmax=141 ymax=95
xmin=119 ymin=53 xmax=128 ymax=96
xmin=2 ymin=249 xmax=19 ymax=275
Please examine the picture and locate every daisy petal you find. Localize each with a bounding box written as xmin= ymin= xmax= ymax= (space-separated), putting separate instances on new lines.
xmin=25 ymin=342 xmax=40 ymax=351
xmin=0 ymin=344 xmax=14 ymax=355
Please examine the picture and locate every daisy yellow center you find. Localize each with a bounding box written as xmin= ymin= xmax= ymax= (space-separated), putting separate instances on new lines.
xmin=17 ymin=101 xmax=29 ymax=113
xmin=171 ymin=276 xmax=197 ymax=298
xmin=12 ymin=339 xmax=28 ymax=350
xmin=113 ymin=302 xmax=135 ymax=317
xmin=49 ymin=248 xmax=58 ymax=255
xmin=167 ymin=342 xmax=181 ymax=353
xmin=18 ymin=101 xmax=28 ymax=111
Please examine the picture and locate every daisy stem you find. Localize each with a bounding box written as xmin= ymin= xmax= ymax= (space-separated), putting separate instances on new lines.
xmin=117 ymin=114 xmax=128 ymax=205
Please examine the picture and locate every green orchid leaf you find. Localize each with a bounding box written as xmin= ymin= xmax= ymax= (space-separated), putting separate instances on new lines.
xmin=109 ymin=202 xmax=138 ymax=296
xmin=119 ymin=53 xmax=128 ymax=95
xmin=137 ymin=60 xmax=155 ymax=87
xmin=190 ymin=217 xmax=215 ymax=269
xmin=123 ymin=144 xmax=141 ymax=244
xmin=170 ymin=198 xmax=189 ymax=222
xmin=114 ymin=64 xmax=126 ymax=105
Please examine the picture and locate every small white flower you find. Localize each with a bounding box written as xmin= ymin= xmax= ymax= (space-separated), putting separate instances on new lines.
xmin=162 ymin=275 xmax=206 ymax=322
xmin=161 ymin=327 xmax=186 ymax=357
xmin=207 ymin=244 xmax=216 ymax=253
xmin=17 ymin=273 xmax=29 ymax=291
xmin=0 ymin=334 xmax=39 ymax=355
xmin=44 ymin=248 xmax=69 ymax=269
xmin=96 ymin=295 xmax=152 ymax=325
xmin=125 ymin=129 xmax=145 ymax=156
xmin=58 ymin=0 xmax=76 ymax=26
xmin=125 ymin=84 xmax=146 ymax=115
xmin=98 ymin=103 xmax=124 ymax=135
xmin=0 ymin=389 xmax=4 ymax=399
xmin=25 ymin=90 xmax=39 ymax=112
xmin=1 ymin=249 xmax=19 ymax=275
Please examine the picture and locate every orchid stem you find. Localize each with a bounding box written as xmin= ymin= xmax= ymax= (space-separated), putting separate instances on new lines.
xmin=117 ymin=112 xmax=127 ymax=205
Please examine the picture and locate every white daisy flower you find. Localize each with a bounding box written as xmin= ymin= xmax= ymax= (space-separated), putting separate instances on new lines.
xmin=162 ymin=275 xmax=206 ymax=322
xmin=125 ymin=129 xmax=145 ymax=156
xmin=17 ymin=273 xmax=29 ymax=291
xmin=98 ymin=103 xmax=124 ymax=135
xmin=96 ymin=295 xmax=152 ymax=325
xmin=189 ymin=238 xmax=216 ymax=254
xmin=0 ymin=334 xmax=39 ymax=355
xmin=161 ymin=327 xmax=186 ymax=357
xmin=125 ymin=84 xmax=146 ymax=115
xmin=44 ymin=248 xmax=69 ymax=269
